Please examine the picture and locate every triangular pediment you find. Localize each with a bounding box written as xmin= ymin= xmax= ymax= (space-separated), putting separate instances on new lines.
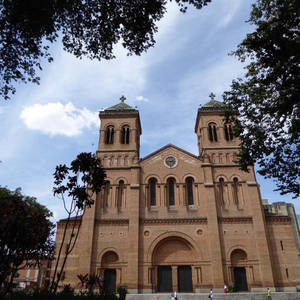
xmin=140 ymin=144 xmax=198 ymax=164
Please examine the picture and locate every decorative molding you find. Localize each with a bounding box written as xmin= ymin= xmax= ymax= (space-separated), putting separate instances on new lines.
xmin=130 ymin=183 xmax=140 ymax=189
xmin=204 ymin=182 xmax=214 ymax=187
xmin=218 ymin=217 xmax=253 ymax=224
xmin=58 ymin=216 xmax=81 ymax=224
xmin=213 ymin=164 xmax=239 ymax=167
xmin=202 ymin=146 xmax=240 ymax=150
xmin=202 ymin=163 xmax=212 ymax=167
xmin=97 ymin=150 xmax=137 ymax=153
xmin=265 ymin=216 xmax=291 ymax=224
xmin=247 ymin=181 xmax=257 ymax=186
xmin=142 ymin=218 xmax=207 ymax=225
xmin=96 ymin=219 xmax=129 ymax=225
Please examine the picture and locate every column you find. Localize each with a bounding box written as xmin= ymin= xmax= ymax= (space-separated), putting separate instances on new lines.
xmin=172 ymin=266 xmax=178 ymax=292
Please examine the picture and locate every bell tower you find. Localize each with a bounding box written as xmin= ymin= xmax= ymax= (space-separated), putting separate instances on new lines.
xmin=96 ymin=96 xmax=142 ymax=292
xmin=194 ymin=93 xmax=239 ymax=162
xmin=97 ymin=96 xmax=142 ymax=167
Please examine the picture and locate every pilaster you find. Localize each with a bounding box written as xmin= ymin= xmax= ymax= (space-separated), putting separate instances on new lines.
xmin=203 ymin=163 xmax=225 ymax=288
xmin=246 ymin=181 xmax=275 ymax=287
xmin=126 ymin=166 xmax=141 ymax=293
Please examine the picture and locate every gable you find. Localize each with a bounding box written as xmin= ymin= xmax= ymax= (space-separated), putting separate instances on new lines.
xmin=140 ymin=144 xmax=198 ymax=164
xmin=140 ymin=144 xmax=202 ymax=183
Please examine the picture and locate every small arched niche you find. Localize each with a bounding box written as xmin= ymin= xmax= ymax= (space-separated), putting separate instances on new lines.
xmin=230 ymin=249 xmax=247 ymax=265
xmin=101 ymin=251 xmax=119 ymax=267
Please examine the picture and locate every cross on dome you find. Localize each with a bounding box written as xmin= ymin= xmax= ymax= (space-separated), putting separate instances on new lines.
xmin=120 ymin=95 xmax=126 ymax=102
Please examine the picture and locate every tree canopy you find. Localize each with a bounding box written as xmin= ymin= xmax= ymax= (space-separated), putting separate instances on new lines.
xmin=0 ymin=0 xmax=211 ymax=100
xmin=223 ymin=0 xmax=300 ymax=198
xmin=0 ymin=187 xmax=54 ymax=295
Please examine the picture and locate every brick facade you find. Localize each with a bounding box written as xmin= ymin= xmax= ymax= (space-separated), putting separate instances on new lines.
xmin=52 ymin=98 xmax=300 ymax=293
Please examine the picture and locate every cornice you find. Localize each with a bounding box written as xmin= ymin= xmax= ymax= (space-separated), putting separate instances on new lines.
xmin=218 ymin=217 xmax=253 ymax=224
xmin=97 ymin=150 xmax=138 ymax=153
xmin=265 ymin=215 xmax=291 ymax=224
xmin=142 ymin=218 xmax=207 ymax=225
xmin=96 ymin=219 xmax=129 ymax=225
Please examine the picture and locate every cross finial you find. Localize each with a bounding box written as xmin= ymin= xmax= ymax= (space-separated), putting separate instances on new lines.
xmin=120 ymin=95 xmax=126 ymax=102
xmin=209 ymin=92 xmax=216 ymax=100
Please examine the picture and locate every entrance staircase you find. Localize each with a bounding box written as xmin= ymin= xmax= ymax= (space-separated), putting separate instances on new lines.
xmin=127 ymin=292 xmax=300 ymax=300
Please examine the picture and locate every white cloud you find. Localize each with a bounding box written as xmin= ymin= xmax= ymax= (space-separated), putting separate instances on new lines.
xmin=0 ymin=106 xmax=4 ymax=114
xmin=136 ymin=95 xmax=149 ymax=102
xmin=20 ymin=102 xmax=98 ymax=137
xmin=218 ymin=0 xmax=242 ymax=28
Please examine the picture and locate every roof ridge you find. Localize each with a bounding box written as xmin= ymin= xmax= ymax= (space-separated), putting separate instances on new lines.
xmin=199 ymin=99 xmax=226 ymax=111
xmin=104 ymin=96 xmax=137 ymax=112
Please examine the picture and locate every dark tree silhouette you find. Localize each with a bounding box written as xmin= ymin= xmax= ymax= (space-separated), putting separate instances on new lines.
xmin=0 ymin=187 xmax=54 ymax=296
xmin=0 ymin=0 xmax=211 ymax=100
xmin=224 ymin=0 xmax=300 ymax=198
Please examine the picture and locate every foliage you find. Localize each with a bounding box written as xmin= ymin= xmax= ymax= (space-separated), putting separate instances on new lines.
xmin=0 ymin=0 xmax=211 ymax=100
xmin=223 ymin=0 xmax=300 ymax=198
xmin=0 ymin=187 xmax=54 ymax=296
xmin=117 ymin=286 xmax=127 ymax=300
xmin=116 ymin=286 xmax=127 ymax=294
xmin=77 ymin=273 xmax=103 ymax=292
xmin=228 ymin=285 xmax=235 ymax=293
xmin=3 ymin=289 xmax=118 ymax=300
xmin=77 ymin=274 xmax=89 ymax=290
xmin=50 ymin=152 xmax=106 ymax=292
xmin=60 ymin=284 xmax=75 ymax=297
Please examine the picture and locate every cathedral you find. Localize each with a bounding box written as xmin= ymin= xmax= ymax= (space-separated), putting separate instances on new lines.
xmin=53 ymin=97 xmax=300 ymax=293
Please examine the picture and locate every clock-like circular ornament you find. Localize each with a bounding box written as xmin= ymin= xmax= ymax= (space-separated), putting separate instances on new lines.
xmin=165 ymin=156 xmax=176 ymax=168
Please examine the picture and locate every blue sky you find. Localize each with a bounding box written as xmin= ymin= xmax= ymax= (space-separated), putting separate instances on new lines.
xmin=0 ymin=0 xmax=299 ymax=222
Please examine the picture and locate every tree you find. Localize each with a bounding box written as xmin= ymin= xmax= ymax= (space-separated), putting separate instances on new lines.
xmin=50 ymin=152 xmax=106 ymax=293
xmin=0 ymin=187 xmax=54 ymax=296
xmin=0 ymin=0 xmax=211 ymax=100
xmin=223 ymin=0 xmax=300 ymax=198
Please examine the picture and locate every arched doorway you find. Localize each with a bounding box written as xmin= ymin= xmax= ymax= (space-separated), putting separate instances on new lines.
xmin=231 ymin=249 xmax=248 ymax=291
xmin=101 ymin=251 xmax=118 ymax=292
xmin=152 ymin=237 xmax=195 ymax=292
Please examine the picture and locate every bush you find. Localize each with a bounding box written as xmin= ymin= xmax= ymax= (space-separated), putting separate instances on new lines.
xmin=4 ymin=290 xmax=119 ymax=300
xmin=228 ymin=285 xmax=235 ymax=293
xmin=117 ymin=286 xmax=127 ymax=300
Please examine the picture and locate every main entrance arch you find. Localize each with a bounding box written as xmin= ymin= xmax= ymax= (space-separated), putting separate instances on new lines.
xmin=101 ymin=250 xmax=119 ymax=292
xmin=152 ymin=236 xmax=196 ymax=292
xmin=231 ymin=249 xmax=248 ymax=291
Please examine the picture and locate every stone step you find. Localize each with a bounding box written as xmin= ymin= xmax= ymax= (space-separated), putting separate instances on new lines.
xmin=127 ymin=293 xmax=300 ymax=300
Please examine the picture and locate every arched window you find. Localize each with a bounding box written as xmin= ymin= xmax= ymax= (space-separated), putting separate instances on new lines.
xmin=149 ymin=178 xmax=157 ymax=206
xmin=232 ymin=177 xmax=239 ymax=205
xmin=167 ymin=178 xmax=175 ymax=206
xmin=118 ymin=180 xmax=124 ymax=209
xmin=104 ymin=181 xmax=110 ymax=207
xmin=224 ymin=124 xmax=233 ymax=141
xmin=186 ymin=177 xmax=194 ymax=205
xmin=208 ymin=123 xmax=218 ymax=142
xmin=121 ymin=125 xmax=130 ymax=144
xmin=219 ymin=178 xmax=225 ymax=205
xmin=105 ymin=126 xmax=114 ymax=144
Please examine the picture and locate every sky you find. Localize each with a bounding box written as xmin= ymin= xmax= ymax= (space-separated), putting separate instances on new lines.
xmin=0 ymin=0 xmax=299 ymax=223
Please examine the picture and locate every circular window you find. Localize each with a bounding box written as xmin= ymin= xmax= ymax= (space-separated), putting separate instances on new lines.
xmin=165 ymin=156 xmax=176 ymax=168
xmin=196 ymin=229 xmax=203 ymax=235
